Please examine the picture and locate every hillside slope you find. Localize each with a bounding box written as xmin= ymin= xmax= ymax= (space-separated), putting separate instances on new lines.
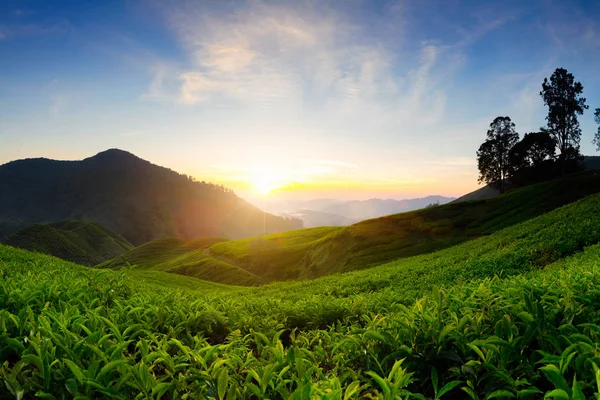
xmin=98 ymin=237 xmax=262 ymax=286
xmin=99 ymin=171 xmax=600 ymax=283
xmin=0 ymin=149 xmax=302 ymax=244
xmin=4 ymin=192 xmax=600 ymax=398
xmin=2 ymin=220 xmax=132 ymax=265
xmin=132 ymin=171 xmax=600 ymax=282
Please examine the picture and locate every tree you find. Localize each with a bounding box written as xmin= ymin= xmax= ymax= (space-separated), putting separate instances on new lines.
xmin=540 ymin=68 xmax=588 ymax=172
xmin=594 ymin=108 xmax=600 ymax=151
xmin=509 ymin=131 xmax=556 ymax=171
xmin=477 ymin=116 xmax=519 ymax=192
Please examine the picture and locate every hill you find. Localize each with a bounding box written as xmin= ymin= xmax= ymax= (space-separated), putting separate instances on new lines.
xmin=4 ymin=191 xmax=600 ymax=398
xmin=98 ymin=237 xmax=261 ymax=286
xmin=451 ymin=182 xmax=502 ymax=203
xmin=453 ymin=155 xmax=600 ymax=203
xmin=1 ymin=220 xmax=132 ymax=266
xmin=0 ymin=149 xmax=302 ymax=244
xmin=105 ymin=171 xmax=600 ymax=283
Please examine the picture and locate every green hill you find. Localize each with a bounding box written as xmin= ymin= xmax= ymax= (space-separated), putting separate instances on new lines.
xmin=102 ymin=171 xmax=600 ymax=283
xmin=1 ymin=220 xmax=133 ymax=266
xmin=3 ymin=192 xmax=600 ymax=398
xmin=98 ymin=237 xmax=262 ymax=286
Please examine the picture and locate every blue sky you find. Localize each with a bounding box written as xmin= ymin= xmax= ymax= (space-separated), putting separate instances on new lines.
xmin=1 ymin=0 xmax=599 ymax=202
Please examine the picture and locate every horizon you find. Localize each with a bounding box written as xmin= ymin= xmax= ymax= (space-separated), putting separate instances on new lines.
xmin=2 ymin=0 xmax=600 ymax=202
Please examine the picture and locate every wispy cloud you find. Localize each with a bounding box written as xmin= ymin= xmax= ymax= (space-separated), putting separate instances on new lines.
xmin=149 ymin=0 xmax=458 ymax=126
xmin=50 ymin=95 xmax=66 ymax=117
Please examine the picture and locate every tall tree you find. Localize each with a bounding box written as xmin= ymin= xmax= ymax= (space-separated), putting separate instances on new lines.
xmin=477 ymin=116 xmax=519 ymax=192
xmin=540 ymin=68 xmax=588 ymax=172
xmin=594 ymin=108 xmax=600 ymax=151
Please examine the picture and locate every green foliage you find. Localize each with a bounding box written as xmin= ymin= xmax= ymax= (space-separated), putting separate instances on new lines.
xmin=2 ymin=220 xmax=133 ymax=266
xmin=98 ymin=237 xmax=262 ymax=286
xmin=3 ymin=193 xmax=600 ymax=397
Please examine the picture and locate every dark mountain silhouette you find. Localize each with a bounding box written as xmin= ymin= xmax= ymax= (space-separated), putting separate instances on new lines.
xmin=319 ymin=195 xmax=455 ymax=220
xmin=0 ymin=149 xmax=302 ymax=244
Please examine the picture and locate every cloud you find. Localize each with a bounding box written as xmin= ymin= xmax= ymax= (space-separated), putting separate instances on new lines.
xmin=152 ymin=0 xmax=457 ymax=127
xmin=50 ymin=95 xmax=66 ymax=116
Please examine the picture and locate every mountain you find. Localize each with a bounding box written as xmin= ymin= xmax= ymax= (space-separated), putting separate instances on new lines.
xmin=319 ymin=195 xmax=455 ymax=220
xmin=281 ymin=209 xmax=357 ymax=228
xmin=0 ymin=149 xmax=302 ymax=245
xmin=2 ymin=220 xmax=132 ymax=266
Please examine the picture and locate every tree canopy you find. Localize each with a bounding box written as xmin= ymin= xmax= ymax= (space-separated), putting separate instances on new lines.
xmin=594 ymin=108 xmax=600 ymax=152
xmin=540 ymin=68 xmax=588 ymax=169
xmin=477 ymin=116 xmax=519 ymax=192
xmin=510 ymin=131 xmax=556 ymax=171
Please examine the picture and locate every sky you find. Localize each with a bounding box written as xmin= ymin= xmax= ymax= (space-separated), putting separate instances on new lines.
xmin=1 ymin=0 xmax=600 ymax=204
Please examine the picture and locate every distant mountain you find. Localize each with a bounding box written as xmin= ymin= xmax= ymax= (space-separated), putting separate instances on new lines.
xmin=0 ymin=149 xmax=302 ymax=245
xmin=319 ymin=195 xmax=455 ymax=220
xmin=282 ymin=209 xmax=357 ymax=228
xmin=2 ymin=220 xmax=132 ymax=266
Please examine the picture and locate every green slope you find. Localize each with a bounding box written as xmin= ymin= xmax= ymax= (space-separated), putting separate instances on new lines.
xmin=97 ymin=237 xmax=262 ymax=286
xmin=3 ymin=192 xmax=600 ymax=398
xmin=1 ymin=220 xmax=133 ymax=266
xmin=111 ymin=171 xmax=600 ymax=283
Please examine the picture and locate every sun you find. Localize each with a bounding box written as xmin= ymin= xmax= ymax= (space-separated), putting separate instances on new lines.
xmin=251 ymin=172 xmax=280 ymax=195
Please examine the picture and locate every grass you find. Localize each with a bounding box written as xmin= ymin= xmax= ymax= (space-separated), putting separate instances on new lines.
xmin=97 ymin=237 xmax=262 ymax=286
xmin=103 ymin=171 xmax=600 ymax=284
xmin=3 ymin=192 xmax=600 ymax=397
xmin=1 ymin=220 xmax=132 ymax=266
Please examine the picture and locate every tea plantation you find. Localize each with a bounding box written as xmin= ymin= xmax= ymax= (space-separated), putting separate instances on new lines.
xmin=3 ymin=194 xmax=600 ymax=398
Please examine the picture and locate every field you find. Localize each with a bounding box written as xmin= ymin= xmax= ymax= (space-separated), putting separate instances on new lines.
xmin=1 ymin=220 xmax=132 ymax=266
xmin=101 ymin=171 xmax=600 ymax=283
xmin=3 ymin=193 xmax=600 ymax=398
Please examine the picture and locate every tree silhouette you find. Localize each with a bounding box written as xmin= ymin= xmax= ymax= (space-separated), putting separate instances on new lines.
xmin=477 ymin=116 xmax=519 ymax=192
xmin=594 ymin=108 xmax=600 ymax=152
xmin=510 ymin=131 xmax=556 ymax=171
xmin=540 ymin=68 xmax=588 ymax=173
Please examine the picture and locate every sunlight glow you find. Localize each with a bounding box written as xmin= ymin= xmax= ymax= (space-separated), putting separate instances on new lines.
xmin=250 ymin=169 xmax=283 ymax=195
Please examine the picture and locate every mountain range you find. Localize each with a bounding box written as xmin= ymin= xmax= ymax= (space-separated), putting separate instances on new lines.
xmin=276 ymin=195 xmax=455 ymax=227
xmin=0 ymin=149 xmax=302 ymax=245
